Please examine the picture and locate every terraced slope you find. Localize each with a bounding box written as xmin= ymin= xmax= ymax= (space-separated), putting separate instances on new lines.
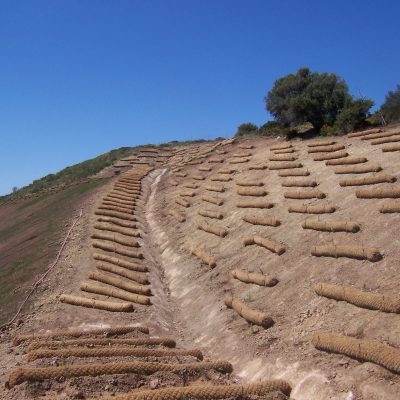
xmin=1 ymin=128 xmax=399 ymax=400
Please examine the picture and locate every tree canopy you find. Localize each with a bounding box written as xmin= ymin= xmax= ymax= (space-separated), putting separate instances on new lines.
xmin=265 ymin=67 xmax=373 ymax=133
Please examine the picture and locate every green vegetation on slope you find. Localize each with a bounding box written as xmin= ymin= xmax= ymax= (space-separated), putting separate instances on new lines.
xmin=1 ymin=147 xmax=134 ymax=203
xmin=0 ymin=179 xmax=109 ymax=324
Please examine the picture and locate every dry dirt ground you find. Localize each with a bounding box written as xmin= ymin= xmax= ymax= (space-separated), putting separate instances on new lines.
xmin=0 ymin=128 xmax=399 ymax=399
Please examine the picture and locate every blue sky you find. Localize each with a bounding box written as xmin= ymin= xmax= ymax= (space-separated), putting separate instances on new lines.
xmin=0 ymin=0 xmax=399 ymax=195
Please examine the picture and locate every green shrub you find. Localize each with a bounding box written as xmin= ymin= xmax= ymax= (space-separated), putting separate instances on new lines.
xmin=235 ymin=123 xmax=259 ymax=137
xmin=333 ymin=98 xmax=375 ymax=134
xmin=259 ymin=121 xmax=289 ymax=136
xmin=381 ymin=85 xmax=400 ymax=123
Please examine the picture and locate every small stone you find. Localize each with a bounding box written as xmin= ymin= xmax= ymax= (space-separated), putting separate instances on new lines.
xmin=251 ymin=325 xmax=261 ymax=334
xmin=149 ymin=377 xmax=159 ymax=389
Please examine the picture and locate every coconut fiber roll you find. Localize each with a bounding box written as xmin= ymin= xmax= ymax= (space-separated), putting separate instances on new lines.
xmin=339 ymin=175 xmax=396 ymax=187
xmin=191 ymin=247 xmax=216 ymax=268
xmin=175 ymin=198 xmax=190 ymax=208
xmin=231 ymin=269 xmax=278 ymax=287
xmin=95 ymin=381 xmax=292 ymax=400
xmin=248 ymin=163 xmax=268 ymax=170
xmin=302 ymin=219 xmax=360 ymax=233
xmin=308 ymin=144 xmax=345 ymax=153
xmin=201 ymin=195 xmax=224 ymax=206
xmin=237 ymin=199 xmax=273 ymax=209
xmin=179 ymin=190 xmax=196 ymax=197
xmin=94 ymin=223 xmax=140 ymax=237
xmin=80 ymin=282 xmax=150 ymax=306
xmin=210 ymin=175 xmax=231 ymax=182
xmin=237 ymin=187 xmax=268 ymax=196
xmin=356 ymin=187 xmax=400 ymax=199
xmin=95 ymin=210 xmax=137 ymax=221
xmin=175 ymin=171 xmax=187 ymax=177
xmin=224 ymin=294 xmax=274 ymax=328
xmin=13 ymin=326 xmax=149 ymax=346
xmin=197 ymin=222 xmax=228 ymax=237
xmin=270 ymin=143 xmax=292 ymax=150
xmin=244 ymin=235 xmax=285 ymax=255
xmin=284 ymin=189 xmax=325 ymax=199
xmin=28 ymin=337 xmax=175 ymax=351
xmin=371 ymin=135 xmax=400 ymax=145
xmin=242 ymin=215 xmax=280 ymax=227
xmin=312 ymin=331 xmax=400 ymax=373
xmin=96 ymin=262 xmax=149 ymax=284
xmin=235 ymin=178 xmax=264 ymax=187
xmin=60 ymin=294 xmax=134 ymax=312
xmin=288 ymin=204 xmax=336 ymax=214
xmin=314 ymin=282 xmax=400 ymax=313
xmin=278 ymin=169 xmax=310 ymax=177
xmin=92 ymin=241 xmax=143 ymax=259
xmin=334 ymin=164 xmax=382 ymax=174
xmin=93 ymin=253 xmax=147 ymax=272
xmin=6 ymin=360 xmax=233 ymax=389
xmin=229 ymin=157 xmax=250 ymax=164
xmin=205 ymin=184 xmax=225 ymax=193
xmin=326 ymin=157 xmax=367 ymax=167
xmin=208 ymin=157 xmax=225 ymax=163
xmin=232 ymin=151 xmax=252 ymax=157
xmin=268 ymin=162 xmax=303 ymax=170
xmin=281 ymin=178 xmax=317 ymax=187
xmin=361 ymin=130 xmax=400 ymax=140
xmin=380 ymin=200 xmax=400 ymax=213
xmin=269 ymin=154 xmax=297 ymax=162
xmin=313 ymin=151 xmax=348 ymax=161
xmin=382 ymin=144 xmax=400 ymax=152
xmin=183 ymin=182 xmax=199 ymax=189
xmin=308 ymin=140 xmax=336 ymax=147
xmin=27 ymin=346 xmax=202 ymax=362
xmin=348 ymin=128 xmax=382 ymax=138
xmin=198 ymin=209 xmax=223 ymax=219
xmin=192 ymin=174 xmax=206 ymax=180
xmin=311 ymin=244 xmax=382 ymax=262
xmin=273 ymin=148 xmax=295 ymax=154
xmin=88 ymin=271 xmax=151 ymax=296
xmin=91 ymin=232 xmax=139 ymax=247
xmin=168 ymin=209 xmax=186 ymax=222
xmin=238 ymin=143 xmax=254 ymax=149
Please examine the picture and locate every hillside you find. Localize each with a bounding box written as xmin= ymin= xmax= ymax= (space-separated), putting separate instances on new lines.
xmin=0 ymin=147 xmax=134 ymax=203
xmin=0 ymin=128 xmax=400 ymax=400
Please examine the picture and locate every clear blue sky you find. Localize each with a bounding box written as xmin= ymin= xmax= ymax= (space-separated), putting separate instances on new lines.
xmin=1 ymin=0 xmax=399 ymax=195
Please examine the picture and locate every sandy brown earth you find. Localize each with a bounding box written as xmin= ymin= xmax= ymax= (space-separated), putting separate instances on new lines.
xmin=0 ymin=127 xmax=399 ymax=399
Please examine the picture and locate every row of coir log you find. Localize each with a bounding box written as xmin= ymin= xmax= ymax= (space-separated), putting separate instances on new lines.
xmin=168 ymin=137 xmax=400 ymax=378
xmin=60 ymin=165 xmax=154 ymax=312
xmin=6 ymin=152 xmax=293 ymax=399
xmin=6 ymin=325 xmax=293 ymax=398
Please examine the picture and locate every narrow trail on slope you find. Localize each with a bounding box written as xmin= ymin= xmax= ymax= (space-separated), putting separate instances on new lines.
xmin=142 ymin=169 xmax=352 ymax=400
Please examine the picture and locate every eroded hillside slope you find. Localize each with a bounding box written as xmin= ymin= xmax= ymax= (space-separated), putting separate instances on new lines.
xmin=0 ymin=127 xmax=399 ymax=400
